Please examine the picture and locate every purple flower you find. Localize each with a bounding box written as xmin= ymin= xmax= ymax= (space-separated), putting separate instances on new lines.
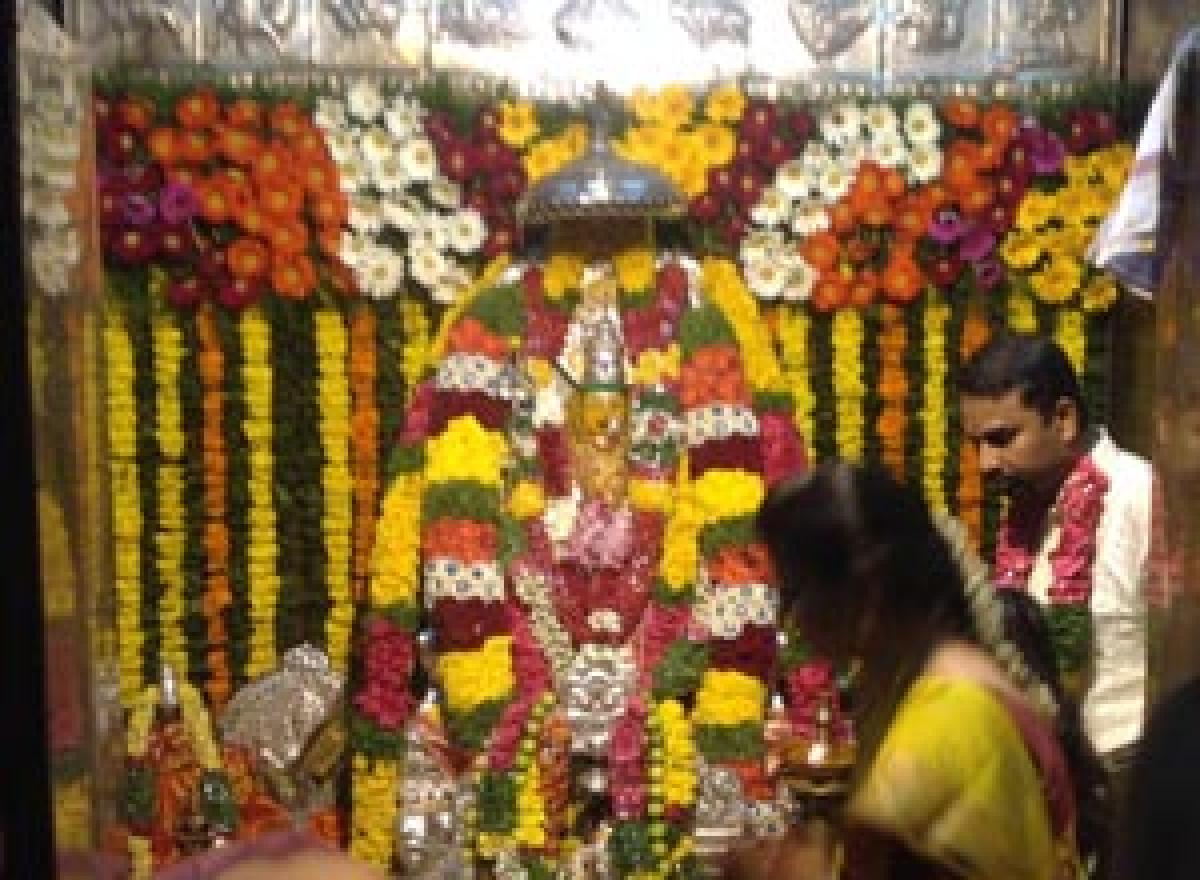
xmin=929 ymin=208 xmax=968 ymax=244
xmin=958 ymin=224 xmax=998 ymax=263
xmin=973 ymin=257 xmax=1006 ymax=290
xmin=1021 ymin=125 xmax=1067 ymax=175
xmin=158 ymin=182 xmax=200 ymax=225
xmin=122 ymin=192 xmax=156 ymax=226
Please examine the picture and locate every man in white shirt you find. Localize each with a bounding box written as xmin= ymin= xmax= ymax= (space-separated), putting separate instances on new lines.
xmin=960 ymin=332 xmax=1153 ymax=776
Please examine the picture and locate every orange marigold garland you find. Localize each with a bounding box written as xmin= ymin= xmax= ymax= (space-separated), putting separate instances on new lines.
xmin=876 ymin=304 xmax=908 ymax=480
xmin=196 ymin=305 xmax=233 ymax=706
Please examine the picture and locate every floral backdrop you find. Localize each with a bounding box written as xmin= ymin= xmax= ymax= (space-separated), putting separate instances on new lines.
xmin=91 ymin=74 xmax=1143 ymax=873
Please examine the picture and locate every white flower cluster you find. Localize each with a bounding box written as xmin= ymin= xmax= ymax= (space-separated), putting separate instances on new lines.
xmin=740 ymin=101 xmax=944 ymax=302
xmin=20 ymin=68 xmax=83 ymax=297
xmin=317 ymin=79 xmax=486 ymax=303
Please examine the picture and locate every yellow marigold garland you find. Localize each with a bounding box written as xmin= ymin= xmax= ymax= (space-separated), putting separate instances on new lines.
xmin=350 ymin=754 xmax=400 ymax=867
xmin=775 ymin=307 xmax=815 ymax=462
xmin=692 ymin=669 xmax=767 ymax=727
xmin=424 ymin=415 xmax=509 ymax=488
xmin=350 ymin=308 xmax=380 ymax=600
xmin=104 ymin=310 xmax=143 ymax=706
xmin=400 ymin=299 xmax=430 ymax=398
xmin=240 ymin=307 xmax=278 ymax=679
xmin=701 ymin=258 xmax=786 ymax=394
xmin=316 ymin=310 xmax=354 ymax=672
xmin=1054 ymin=308 xmax=1088 ymax=379
xmin=438 ymin=635 xmax=515 ymax=714
xmin=832 ymin=308 xmax=866 ymax=462
xmin=153 ymin=311 xmax=188 ymax=680
xmin=655 ymin=699 xmax=696 ymax=808
xmin=921 ymin=297 xmax=951 ymax=514
xmin=369 ymin=472 xmax=422 ymax=607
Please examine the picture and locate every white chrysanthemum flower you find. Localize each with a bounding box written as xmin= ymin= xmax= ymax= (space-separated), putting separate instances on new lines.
xmin=802 ymin=139 xmax=833 ymax=171
xmin=870 ymin=131 xmax=909 ymax=169
xmin=740 ymin=228 xmax=787 ymax=266
xmin=864 ymin=103 xmax=899 ymax=138
xmin=339 ymin=231 xmax=375 ymax=268
xmin=447 ymin=208 xmax=486 ymax=255
xmin=33 ymin=191 xmax=71 ymax=229
xmin=903 ymin=102 xmax=941 ymax=146
xmin=908 ymin=143 xmax=943 ymax=184
xmin=359 ymin=246 xmax=406 ymax=299
xmin=326 ymin=128 xmax=359 ymax=165
xmin=750 ymin=186 xmax=791 ymax=228
xmin=781 ymin=258 xmax=818 ymax=303
xmin=348 ymin=194 xmax=384 ymax=233
xmin=743 ymin=257 xmax=790 ymax=301
xmin=361 ymin=126 xmax=395 ymax=167
xmin=817 ymin=160 xmax=854 ymax=203
xmin=429 ymin=175 xmax=462 ymax=210
xmin=337 ymin=156 xmax=369 ymax=194
xmin=381 ymin=195 xmax=423 ymax=231
xmin=373 ymin=156 xmax=410 ymax=194
xmin=346 ymin=79 xmax=384 ymax=122
xmin=410 ymin=213 xmax=449 ymax=252
xmin=774 ymin=159 xmax=812 ymax=200
xmin=790 ymin=197 xmax=831 ymax=237
xmin=400 ymin=136 xmax=437 ymax=183
xmin=820 ymin=102 xmax=863 ymax=146
xmin=839 ymin=137 xmax=872 ymax=169
xmin=313 ymin=97 xmax=347 ymax=131
xmin=384 ymin=96 xmax=426 ymax=139
xmin=429 ymin=260 xmax=470 ymax=304
xmin=409 ymin=245 xmax=448 ymax=289
xmin=533 ymin=381 xmax=566 ymax=429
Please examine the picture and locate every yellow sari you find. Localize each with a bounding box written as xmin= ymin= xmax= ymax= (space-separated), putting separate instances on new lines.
xmin=848 ymin=676 xmax=1078 ymax=880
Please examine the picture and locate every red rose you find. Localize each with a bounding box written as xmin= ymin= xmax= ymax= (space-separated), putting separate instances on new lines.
xmin=216 ymin=277 xmax=264 ymax=311
xmin=1064 ymin=109 xmax=1095 ymax=156
xmin=108 ymin=226 xmax=160 ymax=264
xmin=689 ymin=192 xmax=721 ymax=222
xmin=424 ymin=111 xmax=456 ymax=147
xmin=707 ymin=165 xmax=736 ymax=196
xmin=167 ymin=276 xmax=209 ymax=308
xmin=757 ymin=133 xmax=795 ymax=169
xmin=787 ymin=109 xmax=815 ymax=143
xmin=739 ymin=100 xmax=777 ymax=143
xmin=482 ymin=222 xmax=519 ymax=259
xmin=439 ymin=138 xmax=477 ymax=182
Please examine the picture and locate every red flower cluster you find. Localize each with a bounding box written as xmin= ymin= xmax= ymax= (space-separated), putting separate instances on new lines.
xmin=689 ymin=102 xmax=817 ymax=249
xmin=522 ymin=267 xmax=570 ymax=358
xmin=353 ymin=616 xmax=415 ymax=731
xmin=621 ymin=261 xmax=690 ymax=358
xmin=426 ymin=108 xmax=526 ymax=258
xmin=431 ymin=597 xmax=511 ymax=654
xmin=709 ymin=624 xmax=777 ymax=681
xmin=760 ymin=410 xmax=807 ymax=488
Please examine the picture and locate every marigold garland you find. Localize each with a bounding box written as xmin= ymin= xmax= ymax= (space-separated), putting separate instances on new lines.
xmin=350 ymin=754 xmax=399 ymax=867
xmin=400 ymin=299 xmax=431 ymax=399
xmin=316 ymin=310 xmax=354 ymax=672
xmin=775 ymin=308 xmax=815 ymax=462
xmin=153 ymin=311 xmax=189 ymax=680
xmin=700 ymin=258 xmax=785 ymax=394
xmin=196 ymin=306 xmax=232 ymax=705
xmin=832 ymin=309 xmax=866 ymax=462
xmin=876 ymin=305 xmax=908 ymax=480
xmin=105 ymin=311 xmax=144 ymax=706
xmin=349 ymin=308 xmax=379 ymax=600
xmin=1054 ymin=308 xmax=1088 ymax=380
xmin=920 ymin=296 xmax=951 ymax=514
xmin=240 ymin=306 xmax=278 ymax=678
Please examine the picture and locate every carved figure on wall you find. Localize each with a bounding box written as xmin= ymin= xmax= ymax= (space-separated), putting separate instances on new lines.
xmin=554 ymin=0 xmax=640 ymax=50
xmin=87 ymin=0 xmax=191 ymax=63
xmin=435 ymin=0 xmax=527 ymax=47
xmin=1024 ymin=0 xmax=1082 ymax=62
xmin=668 ymin=0 xmax=751 ymax=48
xmin=787 ymin=0 xmax=874 ymax=61
xmin=327 ymin=0 xmax=407 ymax=43
xmin=212 ymin=0 xmax=304 ymax=58
xmin=895 ymin=0 xmax=970 ymax=53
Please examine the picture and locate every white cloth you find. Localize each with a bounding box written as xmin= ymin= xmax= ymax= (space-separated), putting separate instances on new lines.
xmin=1087 ymin=27 xmax=1200 ymax=297
xmin=1025 ymin=430 xmax=1153 ymax=754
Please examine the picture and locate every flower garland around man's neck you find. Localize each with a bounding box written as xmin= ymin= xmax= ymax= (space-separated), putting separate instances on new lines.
xmin=993 ymin=453 xmax=1110 ymax=675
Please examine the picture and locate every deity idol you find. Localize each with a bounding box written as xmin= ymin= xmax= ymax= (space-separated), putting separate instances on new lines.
xmin=350 ymin=246 xmax=815 ymax=878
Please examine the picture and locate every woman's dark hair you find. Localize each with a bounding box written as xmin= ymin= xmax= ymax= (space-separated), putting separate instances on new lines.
xmin=995 ymin=589 xmax=1112 ymax=878
xmin=756 ymin=462 xmax=973 ymax=668
xmin=959 ymin=330 xmax=1089 ymax=429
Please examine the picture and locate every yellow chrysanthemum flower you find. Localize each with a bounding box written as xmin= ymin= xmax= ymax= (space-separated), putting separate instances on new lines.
xmin=704 ymin=83 xmax=747 ymax=124
xmin=1015 ymin=190 xmax=1056 ymax=232
xmin=508 ymin=479 xmax=546 ymax=520
xmin=689 ymin=122 xmax=736 ymax=168
xmin=1080 ymin=274 xmax=1120 ymax=313
xmin=1029 ymin=255 xmax=1084 ymax=305
xmin=655 ymin=84 xmax=695 ymax=130
xmin=692 ymin=669 xmax=766 ymax=727
xmin=424 ymin=415 xmax=508 ymax=488
xmin=691 ymin=469 xmax=765 ymax=524
xmin=438 ymin=635 xmax=514 ymax=713
xmin=999 ymin=231 xmax=1044 ymax=270
xmin=497 ymin=100 xmax=539 ymax=149
xmin=543 ymin=252 xmax=585 ymax=300
xmin=614 ymin=247 xmax=656 ymax=293
xmin=629 ymin=86 xmax=662 ymax=123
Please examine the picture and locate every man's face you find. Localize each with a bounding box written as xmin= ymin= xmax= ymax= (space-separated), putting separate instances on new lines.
xmin=962 ymin=389 xmax=1079 ymax=498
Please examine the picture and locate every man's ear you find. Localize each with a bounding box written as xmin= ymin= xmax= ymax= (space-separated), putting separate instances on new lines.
xmin=1052 ymin=396 xmax=1081 ymax=446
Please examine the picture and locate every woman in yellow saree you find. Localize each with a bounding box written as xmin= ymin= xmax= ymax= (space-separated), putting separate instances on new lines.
xmin=746 ymin=463 xmax=1103 ymax=880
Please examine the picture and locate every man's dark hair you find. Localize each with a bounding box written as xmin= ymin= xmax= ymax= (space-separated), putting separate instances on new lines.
xmin=959 ymin=331 xmax=1089 ymax=428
